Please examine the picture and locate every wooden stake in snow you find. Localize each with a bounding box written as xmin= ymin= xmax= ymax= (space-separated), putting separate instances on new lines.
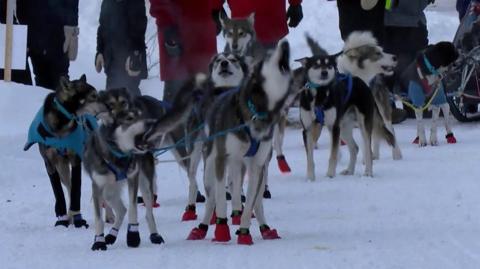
xmin=3 ymin=0 xmax=14 ymax=82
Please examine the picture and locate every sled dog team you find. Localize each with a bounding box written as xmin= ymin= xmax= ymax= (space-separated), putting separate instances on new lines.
xmin=25 ymin=14 xmax=459 ymax=250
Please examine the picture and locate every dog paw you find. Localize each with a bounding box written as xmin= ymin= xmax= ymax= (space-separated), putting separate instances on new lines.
xmin=326 ymin=171 xmax=335 ymax=178
xmin=92 ymin=234 xmax=107 ymax=251
xmin=73 ymin=214 xmax=89 ymax=229
xmin=91 ymin=241 xmax=107 ymax=251
xmin=340 ymin=169 xmax=353 ymax=176
xmin=150 ymin=233 xmax=165 ymax=244
xmin=127 ymin=224 xmax=141 ymax=248
xmin=54 ymin=220 xmax=70 ymax=228
xmin=105 ymin=234 xmax=117 ymax=245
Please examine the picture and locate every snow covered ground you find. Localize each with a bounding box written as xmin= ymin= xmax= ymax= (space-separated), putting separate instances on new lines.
xmin=2 ymin=1 xmax=478 ymax=269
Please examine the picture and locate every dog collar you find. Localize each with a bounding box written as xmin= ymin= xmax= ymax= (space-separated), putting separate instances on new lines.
xmin=107 ymin=141 xmax=132 ymax=159
xmin=54 ymin=98 xmax=76 ymax=121
xmin=305 ymin=81 xmax=323 ymax=90
xmin=247 ymin=99 xmax=268 ymax=120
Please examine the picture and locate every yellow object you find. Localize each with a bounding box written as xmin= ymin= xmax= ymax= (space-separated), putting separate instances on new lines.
xmin=385 ymin=0 xmax=392 ymax=10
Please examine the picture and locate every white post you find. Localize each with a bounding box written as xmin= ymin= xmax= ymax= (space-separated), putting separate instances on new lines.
xmin=3 ymin=0 xmax=14 ymax=82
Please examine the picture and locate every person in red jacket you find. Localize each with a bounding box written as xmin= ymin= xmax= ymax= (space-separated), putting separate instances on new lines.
xmin=149 ymin=0 xmax=224 ymax=102
xmin=226 ymin=0 xmax=303 ymax=48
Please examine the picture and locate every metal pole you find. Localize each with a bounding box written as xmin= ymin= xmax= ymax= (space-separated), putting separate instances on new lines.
xmin=3 ymin=0 xmax=14 ymax=82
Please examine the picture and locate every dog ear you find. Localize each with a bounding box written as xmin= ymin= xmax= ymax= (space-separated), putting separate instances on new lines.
xmin=247 ymin=13 xmax=255 ymax=26
xmin=219 ymin=11 xmax=229 ymax=29
xmin=294 ymin=57 xmax=309 ymax=67
xmin=79 ymin=74 xmax=87 ymax=83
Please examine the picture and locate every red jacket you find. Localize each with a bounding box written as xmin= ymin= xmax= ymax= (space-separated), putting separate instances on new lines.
xmin=150 ymin=0 xmax=223 ymax=81
xmin=227 ymin=0 xmax=302 ymax=45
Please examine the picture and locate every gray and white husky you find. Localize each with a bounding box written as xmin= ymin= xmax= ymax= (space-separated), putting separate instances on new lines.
xmin=84 ymin=87 xmax=193 ymax=251
xmin=220 ymin=12 xmax=293 ymax=198
xmin=336 ymin=31 xmax=402 ymax=160
xmin=186 ymin=41 xmax=292 ymax=245
xmin=24 ymin=75 xmax=103 ymax=228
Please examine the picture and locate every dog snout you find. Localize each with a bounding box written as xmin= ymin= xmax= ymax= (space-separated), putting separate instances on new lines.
xmin=221 ymin=60 xmax=229 ymax=68
xmin=232 ymin=43 xmax=238 ymax=50
xmin=321 ymin=70 xmax=328 ymax=77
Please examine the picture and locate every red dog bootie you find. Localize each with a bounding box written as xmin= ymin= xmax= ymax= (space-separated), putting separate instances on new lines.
xmin=187 ymin=224 xmax=208 ymax=240
xmin=231 ymin=210 xmax=242 ymax=225
xmin=182 ymin=205 xmax=197 ymax=221
xmin=446 ymin=133 xmax=457 ymax=144
xmin=276 ymin=155 xmax=291 ymax=173
xmin=236 ymin=228 xmax=254 ymax=245
xmin=412 ymin=136 xmax=419 ymax=144
xmin=260 ymin=225 xmax=281 ymax=240
xmin=213 ymin=218 xmax=231 ymax=242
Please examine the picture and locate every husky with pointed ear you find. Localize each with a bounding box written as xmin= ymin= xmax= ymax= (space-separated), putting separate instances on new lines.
xmin=186 ymin=41 xmax=292 ymax=245
xmin=24 ymin=75 xmax=104 ymax=228
xmin=220 ymin=12 xmax=265 ymax=64
xmin=335 ymin=31 xmax=402 ymax=161
xmin=85 ymin=85 xmax=195 ymax=251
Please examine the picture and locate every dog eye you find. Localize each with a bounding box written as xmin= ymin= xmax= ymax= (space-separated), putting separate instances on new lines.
xmin=230 ymin=58 xmax=238 ymax=63
xmin=227 ymin=31 xmax=233 ymax=37
xmin=239 ymin=31 xmax=245 ymax=37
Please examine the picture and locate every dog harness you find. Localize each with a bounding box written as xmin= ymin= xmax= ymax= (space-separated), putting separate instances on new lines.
xmin=243 ymin=98 xmax=271 ymax=157
xmin=408 ymin=54 xmax=447 ymax=108
xmin=100 ymin=136 xmax=134 ymax=182
xmin=306 ymin=74 xmax=353 ymax=125
xmin=416 ymin=54 xmax=439 ymax=96
xmin=24 ymin=99 xmax=98 ymax=158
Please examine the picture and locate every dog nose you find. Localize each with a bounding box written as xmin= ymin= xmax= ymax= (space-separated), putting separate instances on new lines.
xmin=232 ymin=44 xmax=238 ymax=50
xmin=392 ymin=55 xmax=398 ymax=62
xmin=221 ymin=60 xmax=229 ymax=68
xmin=321 ymin=70 xmax=328 ymax=77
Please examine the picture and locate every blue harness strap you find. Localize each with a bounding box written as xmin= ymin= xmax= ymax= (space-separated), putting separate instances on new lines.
xmin=104 ymin=160 xmax=130 ymax=181
xmin=24 ymin=104 xmax=98 ymax=158
xmin=244 ymin=126 xmax=260 ymax=157
xmin=314 ymin=106 xmax=325 ymax=124
xmin=337 ymin=74 xmax=353 ymax=104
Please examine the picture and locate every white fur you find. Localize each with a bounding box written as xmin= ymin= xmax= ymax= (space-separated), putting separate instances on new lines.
xmin=261 ymin=43 xmax=290 ymax=110
xmin=338 ymin=31 xmax=396 ymax=84
xmin=114 ymin=121 xmax=146 ymax=153
xmin=211 ymin=54 xmax=245 ymax=88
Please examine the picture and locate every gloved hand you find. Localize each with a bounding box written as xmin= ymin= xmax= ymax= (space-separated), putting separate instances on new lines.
xmin=95 ymin=52 xmax=104 ymax=73
xmin=286 ymin=4 xmax=303 ymax=28
xmin=212 ymin=7 xmax=227 ymax=35
xmin=163 ymin=27 xmax=182 ymax=57
xmin=125 ymin=50 xmax=144 ymax=77
xmin=63 ymin=26 xmax=79 ymax=61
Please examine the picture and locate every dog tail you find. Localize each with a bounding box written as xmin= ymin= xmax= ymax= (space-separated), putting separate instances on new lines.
xmin=305 ymin=33 xmax=328 ymax=56
xmin=373 ymin=104 xmax=396 ymax=147
xmin=144 ymin=73 xmax=207 ymax=144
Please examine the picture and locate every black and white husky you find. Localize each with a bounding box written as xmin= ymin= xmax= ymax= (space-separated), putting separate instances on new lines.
xmin=298 ymin=54 xmax=398 ymax=179
xmin=336 ymin=31 xmax=402 ymax=160
xmin=84 ymin=87 xmax=193 ymax=251
xmin=186 ymin=41 xmax=292 ymax=245
xmin=220 ymin=12 xmax=293 ymax=200
xmin=400 ymin=41 xmax=459 ymax=146
xmin=163 ymin=53 xmax=248 ymax=222
xmin=24 ymin=75 xmax=102 ymax=228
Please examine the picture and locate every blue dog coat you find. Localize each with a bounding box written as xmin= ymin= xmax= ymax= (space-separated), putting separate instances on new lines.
xmin=24 ymin=106 xmax=98 ymax=158
xmin=408 ymin=81 xmax=447 ymax=108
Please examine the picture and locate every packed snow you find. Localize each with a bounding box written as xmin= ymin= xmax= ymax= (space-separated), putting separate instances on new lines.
xmin=2 ymin=1 xmax=479 ymax=269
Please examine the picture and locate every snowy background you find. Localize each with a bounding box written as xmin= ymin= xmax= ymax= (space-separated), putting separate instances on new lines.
xmin=3 ymin=1 xmax=480 ymax=269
